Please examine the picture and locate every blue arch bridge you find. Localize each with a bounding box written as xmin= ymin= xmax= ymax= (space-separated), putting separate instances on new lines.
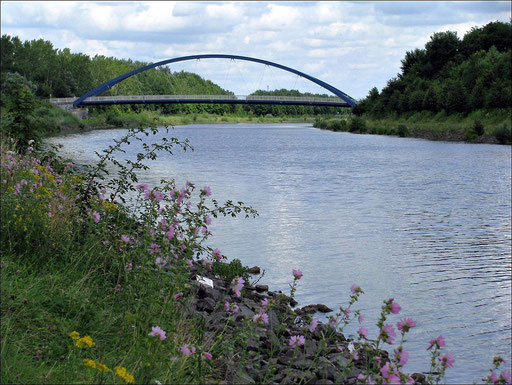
xmin=49 ymin=54 xmax=357 ymax=113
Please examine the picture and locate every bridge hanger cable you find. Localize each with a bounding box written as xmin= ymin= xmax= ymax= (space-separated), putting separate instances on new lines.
xmin=255 ymin=65 xmax=268 ymax=94
xmin=233 ymin=59 xmax=251 ymax=96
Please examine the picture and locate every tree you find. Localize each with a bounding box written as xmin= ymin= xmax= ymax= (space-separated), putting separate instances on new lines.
xmin=2 ymin=73 xmax=38 ymax=149
xmin=424 ymin=31 xmax=461 ymax=78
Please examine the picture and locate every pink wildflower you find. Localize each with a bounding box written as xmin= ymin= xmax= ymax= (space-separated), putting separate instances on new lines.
xmin=252 ymin=313 xmax=269 ymax=324
xmin=180 ymin=344 xmax=196 ymax=356
xmin=148 ymin=243 xmax=160 ymax=254
xmin=166 ymin=226 xmax=175 ymax=240
xmin=358 ymin=326 xmax=369 ymax=339
xmin=389 ymin=298 xmax=401 ymax=314
xmin=397 ymin=318 xmax=417 ymax=333
xmin=380 ymin=324 xmax=396 ymax=344
xmin=155 ymin=257 xmax=167 ymax=269
xmin=204 ymin=216 xmax=212 ymax=225
xmin=499 ymin=371 xmax=511 ymax=384
xmin=350 ymin=284 xmax=361 ymax=294
xmin=292 ymin=269 xmax=303 ymax=280
xmin=381 ymin=362 xmax=392 ymax=379
xmin=225 ymin=302 xmax=239 ymax=313
xmin=202 ymin=259 xmax=212 ymax=271
xmin=201 ymin=186 xmax=211 ymax=196
xmin=427 ymin=335 xmax=446 ymax=350
xmin=174 ymin=293 xmax=182 ymax=300
xmin=309 ymin=319 xmax=318 ymax=333
xmin=231 ymin=277 xmax=244 ymax=297
xmin=394 ymin=348 xmax=409 ymax=366
xmin=212 ymin=249 xmax=222 ymax=261
xmin=289 ymin=335 xmax=305 ymax=347
xmin=261 ymin=298 xmax=269 ymax=308
xmin=484 ymin=372 xmax=499 ymax=384
xmin=358 ymin=313 xmax=366 ymax=324
xmin=92 ymin=211 xmax=100 ymax=223
xmin=121 ymin=235 xmax=130 ymax=243
xmin=439 ymin=353 xmax=455 ymax=368
xmin=148 ymin=326 xmax=166 ymax=340
xmin=136 ymin=184 xmax=148 ymax=192
xmin=202 ymin=352 xmax=212 ymax=360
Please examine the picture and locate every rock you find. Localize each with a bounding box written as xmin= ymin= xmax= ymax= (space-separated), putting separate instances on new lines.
xmin=291 ymin=357 xmax=314 ymax=370
xmin=255 ymin=284 xmax=269 ymax=292
xmin=246 ymin=266 xmax=261 ymax=274
xmin=298 ymin=304 xmax=333 ymax=314
xmin=411 ymin=373 xmax=427 ymax=384
xmin=196 ymin=297 xmax=216 ymax=313
xmin=277 ymin=348 xmax=296 ymax=365
xmin=197 ymin=284 xmax=223 ymax=302
xmin=232 ymin=367 xmax=256 ymax=384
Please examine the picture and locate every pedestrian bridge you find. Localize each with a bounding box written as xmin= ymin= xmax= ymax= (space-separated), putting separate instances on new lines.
xmin=64 ymin=54 xmax=357 ymax=108
xmin=51 ymin=94 xmax=348 ymax=107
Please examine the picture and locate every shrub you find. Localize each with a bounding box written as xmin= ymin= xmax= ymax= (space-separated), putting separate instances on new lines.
xmin=495 ymin=123 xmax=511 ymax=144
xmin=349 ymin=116 xmax=366 ymax=132
xmin=472 ymin=119 xmax=485 ymax=136
xmin=397 ymin=124 xmax=409 ymax=137
xmin=212 ymin=258 xmax=249 ymax=282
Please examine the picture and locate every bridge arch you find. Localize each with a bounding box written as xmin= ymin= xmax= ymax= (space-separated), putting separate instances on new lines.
xmin=73 ymin=54 xmax=357 ymax=108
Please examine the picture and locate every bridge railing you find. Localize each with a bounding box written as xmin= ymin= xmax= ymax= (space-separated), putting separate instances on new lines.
xmin=49 ymin=94 xmax=347 ymax=104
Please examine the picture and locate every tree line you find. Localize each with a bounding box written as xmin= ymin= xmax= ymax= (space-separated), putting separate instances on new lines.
xmin=0 ymin=35 xmax=345 ymax=117
xmin=353 ymin=21 xmax=511 ymax=117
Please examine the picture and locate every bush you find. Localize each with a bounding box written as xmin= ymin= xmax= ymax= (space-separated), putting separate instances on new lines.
xmin=212 ymin=258 xmax=249 ymax=282
xmin=472 ymin=119 xmax=485 ymax=136
xmin=397 ymin=124 xmax=409 ymax=137
xmin=495 ymin=123 xmax=511 ymax=144
xmin=349 ymin=116 xmax=366 ymax=132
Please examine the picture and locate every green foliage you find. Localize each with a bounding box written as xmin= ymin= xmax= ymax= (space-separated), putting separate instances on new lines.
xmin=349 ymin=116 xmax=366 ymax=132
xmin=472 ymin=120 xmax=485 ymax=136
xmin=356 ymin=21 xmax=511 ymax=118
xmin=1 ymin=73 xmax=38 ymax=149
xmin=495 ymin=123 xmax=511 ymax=145
xmin=212 ymin=259 xmax=249 ymax=283
xmin=397 ymin=124 xmax=409 ymax=137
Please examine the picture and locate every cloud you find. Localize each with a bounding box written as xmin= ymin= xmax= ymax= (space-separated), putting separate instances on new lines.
xmin=1 ymin=1 xmax=510 ymax=99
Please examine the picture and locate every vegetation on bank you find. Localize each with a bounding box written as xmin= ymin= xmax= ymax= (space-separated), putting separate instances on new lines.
xmin=314 ymin=108 xmax=511 ymax=144
xmin=318 ymin=21 xmax=512 ymax=144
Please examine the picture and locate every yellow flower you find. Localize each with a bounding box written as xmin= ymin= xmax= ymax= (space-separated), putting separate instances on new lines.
xmin=69 ymin=331 xmax=80 ymax=340
xmin=75 ymin=335 xmax=95 ymax=348
xmin=83 ymin=358 xmax=96 ymax=368
xmin=96 ymin=362 xmax=109 ymax=372
xmin=101 ymin=200 xmax=117 ymax=212
xmin=114 ymin=366 xmax=135 ymax=384
xmin=83 ymin=359 xmax=109 ymax=372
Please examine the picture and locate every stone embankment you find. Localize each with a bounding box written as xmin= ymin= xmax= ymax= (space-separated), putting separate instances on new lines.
xmin=175 ymin=262 xmax=426 ymax=384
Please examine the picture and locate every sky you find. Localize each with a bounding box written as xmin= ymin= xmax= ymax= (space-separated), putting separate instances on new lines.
xmin=1 ymin=1 xmax=510 ymax=99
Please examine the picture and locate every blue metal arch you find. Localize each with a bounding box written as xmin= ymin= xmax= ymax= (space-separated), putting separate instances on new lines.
xmin=73 ymin=54 xmax=357 ymax=108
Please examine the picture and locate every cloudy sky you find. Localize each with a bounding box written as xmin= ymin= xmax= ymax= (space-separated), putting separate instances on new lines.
xmin=1 ymin=1 xmax=510 ymax=99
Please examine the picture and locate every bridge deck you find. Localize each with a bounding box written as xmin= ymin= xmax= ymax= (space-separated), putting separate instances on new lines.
xmin=50 ymin=94 xmax=350 ymax=107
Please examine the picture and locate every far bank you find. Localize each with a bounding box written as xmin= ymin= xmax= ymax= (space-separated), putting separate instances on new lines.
xmin=314 ymin=109 xmax=512 ymax=145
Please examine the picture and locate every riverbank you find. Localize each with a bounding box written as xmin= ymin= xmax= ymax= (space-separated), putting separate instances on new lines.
xmin=314 ymin=109 xmax=512 ymax=145
xmin=3 ymin=133 xmax=478 ymax=385
xmin=43 ymin=105 xmax=319 ymax=137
